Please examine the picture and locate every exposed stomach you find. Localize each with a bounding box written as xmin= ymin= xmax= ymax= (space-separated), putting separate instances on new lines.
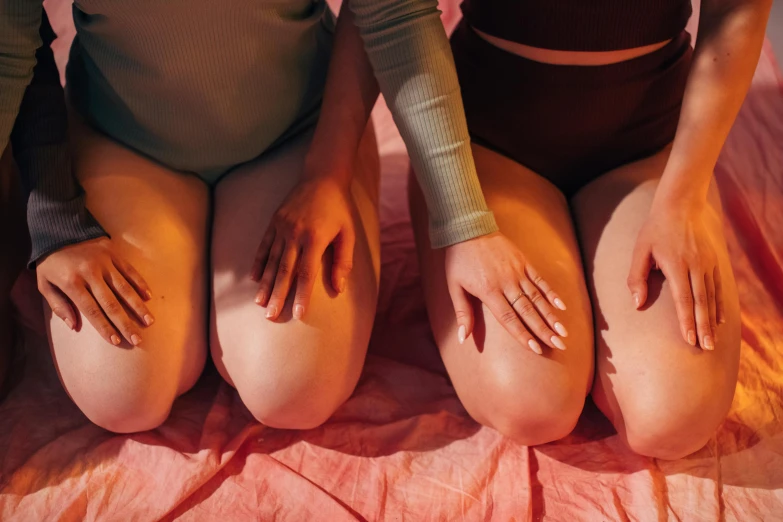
xmin=472 ymin=27 xmax=672 ymax=65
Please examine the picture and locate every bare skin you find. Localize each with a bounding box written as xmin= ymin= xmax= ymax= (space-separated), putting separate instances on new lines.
xmin=408 ymin=0 xmax=769 ymax=456
xmin=31 ymin=6 xmax=382 ymax=432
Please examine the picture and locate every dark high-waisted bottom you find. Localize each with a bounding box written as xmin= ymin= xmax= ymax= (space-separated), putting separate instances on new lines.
xmin=450 ymin=19 xmax=693 ymax=196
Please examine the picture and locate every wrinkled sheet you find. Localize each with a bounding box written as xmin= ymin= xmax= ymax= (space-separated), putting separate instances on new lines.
xmin=1 ymin=1 xmax=782 ymax=520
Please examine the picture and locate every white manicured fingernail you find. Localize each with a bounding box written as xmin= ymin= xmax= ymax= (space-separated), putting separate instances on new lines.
xmin=131 ymin=334 xmax=142 ymax=346
xmin=554 ymin=298 xmax=566 ymax=311
xmin=293 ymin=304 xmax=304 ymax=320
xmin=458 ymin=325 xmax=466 ymax=344
xmin=266 ymin=305 xmax=277 ymax=319
xmin=687 ymin=330 xmax=696 ymax=346
xmin=143 ymin=314 xmax=154 ymax=326
xmin=255 ymin=292 xmax=265 ymax=305
xmin=554 ymin=322 xmax=568 ymax=337
xmin=64 ymin=318 xmax=74 ymax=330
xmin=528 ymin=339 xmax=543 ymax=354
xmin=111 ymin=334 xmax=121 ymax=346
xmin=633 ymin=293 xmax=640 ymax=308
xmin=551 ymin=336 xmax=566 ymax=351
xmin=703 ymin=335 xmax=714 ymax=351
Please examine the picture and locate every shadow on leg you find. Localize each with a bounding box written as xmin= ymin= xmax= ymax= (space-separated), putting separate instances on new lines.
xmin=572 ymin=146 xmax=741 ymax=459
xmin=211 ymin=125 xmax=381 ymax=430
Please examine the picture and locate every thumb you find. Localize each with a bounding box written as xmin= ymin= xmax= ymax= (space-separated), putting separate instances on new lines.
xmin=627 ymin=241 xmax=653 ymax=309
xmin=448 ymin=282 xmax=474 ymax=344
xmin=331 ymin=227 xmax=355 ymax=294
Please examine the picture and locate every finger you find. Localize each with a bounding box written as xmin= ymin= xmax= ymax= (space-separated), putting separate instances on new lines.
xmin=41 ymin=280 xmax=78 ymax=331
xmin=292 ymin=242 xmax=323 ymax=320
xmin=714 ymin=265 xmax=726 ymax=325
xmin=483 ymin=290 xmax=540 ymax=354
xmin=331 ymin=228 xmax=355 ymax=294
xmin=68 ymin=286 xmax=122 ymax=345
xmin=90 ymin=280 xmax=143 ymax=346
xmin=113 ymin=256 xmax=152 ymax=301
xmin=525 ymin=264 xmax=566 ymax=311
xmin=266 ymin=241 xmax=299 ymax=320
xmin=662 ymin=263 xmax=696 ymax=346
xmin=256 ymin=236 xmax=284 ymax=306
xmin=627 ymin=242 xmax=653 ymax=309
xmin=691 ymin=271 xmax=713 ymax=351
xmin=107 ymin=269 xmax=154 ymax=327
xmin=511 ymin=293 xmax=564 ymax=351
xmin=252 ymin=226 xmax=276 ymax=282
xmin=520 ymin=278 xmax=566 ymax=338
xmin=705 ymin=271 xmax=718 ymax=343
xmin=447 ymin=282 xmax=474 ymax=344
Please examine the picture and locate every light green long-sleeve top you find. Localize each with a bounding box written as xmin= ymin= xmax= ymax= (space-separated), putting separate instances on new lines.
xmin=0 ymin=0 xmax=496 ymax=252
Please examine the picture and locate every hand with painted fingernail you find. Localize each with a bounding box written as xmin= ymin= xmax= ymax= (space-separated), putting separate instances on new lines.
xmin=251 ymin=174 xmax=355 ymax=321
xmin=446 ymin=232 xmax=568 ymax=354
xmin=627 ymin=199 xmax=724 ymax=350
xmin=36 ymin=238 xmax=154 ymax=347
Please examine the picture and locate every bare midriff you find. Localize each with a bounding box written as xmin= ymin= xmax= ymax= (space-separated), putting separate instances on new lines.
xmin=472 ymin=26 xmax=672 ymax=65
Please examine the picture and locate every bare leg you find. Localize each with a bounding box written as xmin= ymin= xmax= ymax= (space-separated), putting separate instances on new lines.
xmin=46 ymin=119 xmax=210 ymax=433
xmin=410 ymin=144 xmax=594 ymax=444
xmin=211 ymin=124 xmax=380 ymax=429
xmin=572 ymin=146 xmax=741 ymax=459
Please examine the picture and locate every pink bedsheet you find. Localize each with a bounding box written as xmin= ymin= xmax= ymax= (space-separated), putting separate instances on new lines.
xmin=2 ymin=2 xmax=782 ymax=520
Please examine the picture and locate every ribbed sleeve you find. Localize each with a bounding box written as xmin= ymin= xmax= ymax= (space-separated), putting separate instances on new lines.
xmin=0 ymin=0 xmax=41 ymax=151
xmin=5 ymin=7 xmax=107 ymax=267
xmin=350 ymin=0 xmax=497 ymax=247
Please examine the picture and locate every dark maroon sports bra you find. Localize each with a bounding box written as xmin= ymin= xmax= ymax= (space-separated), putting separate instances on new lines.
xmin=461 ymin=0 xmax=693 ymax=51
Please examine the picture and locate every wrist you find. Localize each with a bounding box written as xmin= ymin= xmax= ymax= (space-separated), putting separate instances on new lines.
xmin=302 ymin=152 xmax=353 ymax=188
xmin=652 ymin=176 xmax=711 ymax=215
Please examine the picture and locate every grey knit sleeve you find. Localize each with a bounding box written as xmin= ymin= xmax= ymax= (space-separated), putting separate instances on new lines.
xmin=3 ymin=4 xmax=107 ymax=267
xmin=349 ymin=0 xmax=498 ymax=247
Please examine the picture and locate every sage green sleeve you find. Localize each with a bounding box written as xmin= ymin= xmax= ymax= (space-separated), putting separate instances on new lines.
xmin=349 ymin=0 xmax=498 ymax=248
xmin=0 ymin=0 xmax=41 ymax=152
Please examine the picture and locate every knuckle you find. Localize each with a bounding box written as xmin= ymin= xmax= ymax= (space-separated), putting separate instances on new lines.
xmin=277 ymin=262 xmax=291 ymax=277
xmin=528 ymin=290 xmax=544 ymax=305
xmin=103 ymin=301 xmax=122 ymax=315
xmin=64 ymin=273 xmax=83 ymax=288
xmin=518 ymin=302 xmax=537 ymax=318
xmin=499 ymin=310 xmax=518 ymax=326
xmin=694 ymin=293 xmax=708 ymax=306
xmin=297 ymin=266 xmax=313 ymax=282
xmin=115 ymin=280 xmax=132 ymax=295
xmin=454 ymin=310 xmax=470 ymax=321
xmin=86 ymin=307 xmax=103 ymax=320
xmin=678 ymin=294 xmax=693 ymax=307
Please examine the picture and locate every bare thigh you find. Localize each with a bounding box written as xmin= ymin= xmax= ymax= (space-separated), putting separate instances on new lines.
xmin=47 ymin=118 xmax=209 ymax=433
xmin=572 ymin=145 xmax=741 ymax=459
xmin=410 ymin=144 xmax=594 ymax=445
xmin=211 ymin=124 xmax=380 ymax=430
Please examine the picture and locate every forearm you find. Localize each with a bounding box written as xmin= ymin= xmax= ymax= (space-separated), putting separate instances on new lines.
xmin=656 ymin=0 xmax=772 ymax=209
xmin=304 ymin=4 xmax=380 ymax=187
xmin=10 ymin=9 xmax=107 ymax=266
xmin=350 ymin=0 xmax=497 ymax=247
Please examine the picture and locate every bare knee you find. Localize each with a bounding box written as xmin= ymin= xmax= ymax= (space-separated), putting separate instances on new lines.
xmin=233 ymin=343 xmax=362 ymax=431
xmin=61 ymin=361 xmax=179 ymax=433
xmin=240 ymin=377 xmax=351 ymax=430
xmin=78 ymin=390 xmax=175 ymax=434
xmin=464 ymin=375 xmax=586 ymax=446
xmin=620 ymin=377 xmax=732 ymax=460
